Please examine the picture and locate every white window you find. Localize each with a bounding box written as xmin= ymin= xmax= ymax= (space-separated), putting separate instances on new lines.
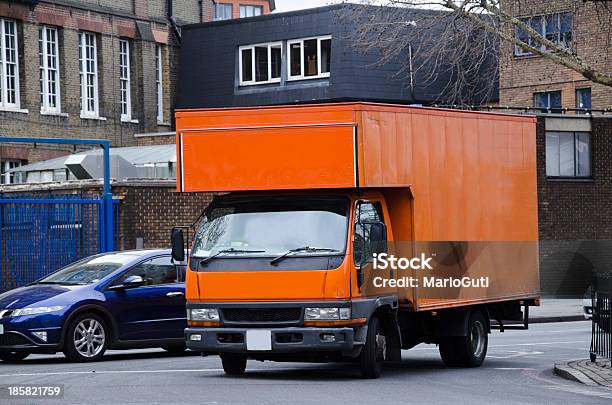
xmin=239 ymin=42 xmax=282 ymax=85
xmin=0 ymin=19 xmax=20 ymax=109
xmin=215 ymin=3 xmax=233 ymax=21
xmin=156 ymin=45 xmax=164 ymax=123
xmin=39 ymin=26 xmax=61 ymax=113
xmin=1 ymin=160 xmax=23 ymax=184
xmin=119 ymin=39 xmax=132 ymax=122
xmin=287 ymin=36 xmax=331 ymax=81
xmin=240 ymin=5 xmax=263 ymax=18
xmin=79 ymin=32 xmax=99 ymax=118
xmin=545 ymin=131 xmax=591 ymax=178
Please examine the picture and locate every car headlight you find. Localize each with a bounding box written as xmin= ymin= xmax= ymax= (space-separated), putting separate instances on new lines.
xmin=188 ymin=308 xmax=219 ymax=321
xmin=11 ymin=306 xmax=65 ymax=317
xmin=305 ymin=307 xmax=350 ymax=321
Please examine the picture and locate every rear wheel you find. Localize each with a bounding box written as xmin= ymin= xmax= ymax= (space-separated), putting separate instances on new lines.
xmin=360 ymin=316 xmax=386 ymax=379
xmin=63 ymin=313 xmax=108 ymax=362
xmin=0 ymin=351 xmax=30 ymax=363
xmin=439 ymin=311 xmax=488 ymax=368
xmin=220 ymin=353 xmax=247 ymax=375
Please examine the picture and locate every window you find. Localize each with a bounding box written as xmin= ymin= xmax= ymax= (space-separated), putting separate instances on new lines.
xmin=39 ymin=26 xmax=60 ymax=113
xmin=119 ymin=39 xmax=132 ymax=121
xmin=515 ymin=12 xmax=572 ymax=56
xmin=240 ymin=5 xmax=263 ymax=18
xmin=155 ymin=45 xmax=164 ymax=123
xmin=215 ymin=3 xmax=233 ymax=20
xmin=353 ymin=201 xmax=387 ymax=266
xmin=534 ymin=91 xmax=562 ymax=113
xmin=239 ymin=42 xmax=282 ymax=85
xmin=287 ymin=36 xmax=331 ymax=80
xmin=576 ymin=88 xmax=591 ymax=112
xmin=545 ymin=131 xmax=591 ymax=178
xmin=118 ymin=256 xmax=183 ymax=287
xmin=79 ymin=32 xmax=99 ymax=117
xmin=0 ymin=19 xmax=20 ymax=109
xmin=1 ymin=160 xmax=24 ymax=184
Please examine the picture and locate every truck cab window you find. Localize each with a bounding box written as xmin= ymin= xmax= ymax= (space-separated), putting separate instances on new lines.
xmin=353 ymin=201 xmax=387 ymax=266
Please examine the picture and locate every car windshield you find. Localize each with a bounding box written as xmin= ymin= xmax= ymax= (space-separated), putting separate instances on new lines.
xmin=37 ymin=254 xmax=140 ymax=285
xmin=191 ymin=197 xmax=349 ymax=258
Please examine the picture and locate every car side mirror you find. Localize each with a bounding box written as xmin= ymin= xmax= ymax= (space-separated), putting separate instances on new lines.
xmin=108 ymin=275 xmax=144 ymax=291
xmin=369 ymin=222 xmax=388 ymax=254
xmin=171 ymin=228 xmax=185 ymax=262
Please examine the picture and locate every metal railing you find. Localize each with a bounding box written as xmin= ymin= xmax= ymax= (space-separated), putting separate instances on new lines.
xmin=590 ymin=274 xmax=612 ymax=365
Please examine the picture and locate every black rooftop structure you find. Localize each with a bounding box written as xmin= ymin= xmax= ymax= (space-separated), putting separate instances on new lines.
xmin=177 ymin=4 xmax=498 ymax=109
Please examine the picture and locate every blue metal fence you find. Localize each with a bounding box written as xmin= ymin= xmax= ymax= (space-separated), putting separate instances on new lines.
xmin=0 ymin=193 xmax=119 ymax=293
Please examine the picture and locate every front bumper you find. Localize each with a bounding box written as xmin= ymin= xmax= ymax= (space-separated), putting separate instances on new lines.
xmin=0 ymin=317 xmax=63 ymax=353
xmin=185 ymin=326 xmax=356 ymax=353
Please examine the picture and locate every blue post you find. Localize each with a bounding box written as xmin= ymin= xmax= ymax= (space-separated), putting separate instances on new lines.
xmin=0 ymin=137 xmax=114 ymax=252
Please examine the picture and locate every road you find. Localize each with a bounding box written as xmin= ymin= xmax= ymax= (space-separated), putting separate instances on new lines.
xmin=0 ymin=321 xmax=610 ymax=404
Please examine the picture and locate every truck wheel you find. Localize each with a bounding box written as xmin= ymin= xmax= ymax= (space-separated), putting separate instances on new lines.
xmin=220 ymin=353 xmax=247 ymax=375
xmin=0 ymin=351 xmax=30 ymax=362
xmin=439 ymin=311 xmax=487 ymax=368
xmin=63 ymin=313 xmax=108 ymax=362
xmin=360 ymin=316 xmax=386 ymax=379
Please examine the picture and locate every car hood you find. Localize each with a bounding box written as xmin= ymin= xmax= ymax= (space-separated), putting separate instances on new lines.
xmin=0 ymin=284 xmax=84 ymax=309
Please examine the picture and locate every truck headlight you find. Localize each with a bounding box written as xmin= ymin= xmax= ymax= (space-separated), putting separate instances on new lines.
xmin=188 ymin=308 xmax=219 ymax=321
xmin=11 ymin=306 xmax=65 ymax=317
xmin=305 ymin=307 xmax=350 ymax=320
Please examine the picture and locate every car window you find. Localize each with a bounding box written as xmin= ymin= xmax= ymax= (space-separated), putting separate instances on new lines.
xmin=119 ymin=256 xmax=183 ymax=287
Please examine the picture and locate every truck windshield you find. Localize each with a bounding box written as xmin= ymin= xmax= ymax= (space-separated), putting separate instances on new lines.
xmin=191 ymin=197 xmax=349 ymax=258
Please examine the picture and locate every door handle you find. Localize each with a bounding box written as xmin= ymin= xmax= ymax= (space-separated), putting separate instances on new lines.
xmin=166 ymin=291 xmax=184 ymax=298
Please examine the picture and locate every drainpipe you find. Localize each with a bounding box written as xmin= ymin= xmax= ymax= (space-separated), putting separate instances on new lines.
xmin=167 ymin=0 xmax=181 ymax=42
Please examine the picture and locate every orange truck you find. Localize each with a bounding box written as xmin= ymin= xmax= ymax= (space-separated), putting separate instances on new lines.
xmin=171 ymin=102 xmax=540 ymax=378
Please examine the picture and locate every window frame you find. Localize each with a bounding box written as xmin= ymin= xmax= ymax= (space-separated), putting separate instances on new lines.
xmin=533 ymin=90 xmax=562 ymax=113
xmin=119 ymin=38 xmax=132 ymax=122
xmin=155 ymin=44 xmax=164 ymax=124
xmin=79 ymin=32 xmax=100 ymax=118
xmin=239 ymin=4 xmax=263 ymax=18
xmin=514 ymin=12 xmax=572 ymax=57
xmin=0 ymin=18 xmax=21 ymax=110
xmin=215 ymin=3 xmax=233 ymax=21
xmin=287 ymin=35 xmax=332 ymax=81
xmin=545 ymin=131 xmax=592 ymax=179
xmin=1 ymin=159 xmax=23 ymax=184
xmin=238 ymin=41 xmax=283 ymax=86
xmin=575 ymin=87 xmax=592 ymax=111
xmin=39 ymin=25 xmax=61 ymax=114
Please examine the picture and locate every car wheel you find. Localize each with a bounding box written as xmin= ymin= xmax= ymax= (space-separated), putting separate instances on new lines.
xmin=63 ymin=313 xmax=108 ymax=362
xmin=0 ymin=351 xmax=30 ymax=363
xmin=220 ymin=353 xmax=247 ymax=375
xmin=162 ymin=344 xmax=187 ymax=355
xmin=359 ymin=316 xmax=385 ymax=379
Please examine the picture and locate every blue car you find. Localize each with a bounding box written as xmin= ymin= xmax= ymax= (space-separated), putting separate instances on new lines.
xmin=0 ymin=249 xmax=187 ymax=362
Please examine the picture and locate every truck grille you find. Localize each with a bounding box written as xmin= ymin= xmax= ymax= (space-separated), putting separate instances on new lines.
xmin=221 ymin=308 xmax=301 ymax=323
xmin=0 ymin=332 xmax=31 ymax=347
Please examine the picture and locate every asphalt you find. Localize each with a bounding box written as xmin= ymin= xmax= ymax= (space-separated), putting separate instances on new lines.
xmin=0 ymin=321 xmax=610 ymax=404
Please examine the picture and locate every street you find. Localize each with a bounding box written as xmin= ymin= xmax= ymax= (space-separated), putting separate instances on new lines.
xmin=0 ymin=321 xmax=610 ymax=404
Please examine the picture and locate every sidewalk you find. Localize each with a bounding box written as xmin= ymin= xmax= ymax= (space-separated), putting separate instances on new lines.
xmin=529 ymin=298 xmax=587 ymax=323
xmin=555 ymin=360 xmax=612 ymax=388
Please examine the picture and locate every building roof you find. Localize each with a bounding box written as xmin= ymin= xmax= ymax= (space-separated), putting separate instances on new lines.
xmin=8 ymin=144 xmax=176 ymax=174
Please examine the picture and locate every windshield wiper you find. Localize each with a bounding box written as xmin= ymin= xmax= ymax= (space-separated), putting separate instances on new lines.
xmin=200 ymin=248 xmax=265 ymax=266
xmin=270 ymin=246 xmax=339 ymax=266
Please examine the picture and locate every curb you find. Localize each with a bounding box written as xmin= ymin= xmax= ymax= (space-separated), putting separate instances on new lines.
xmin=530 ymin=315 xmax=587 ymax=324
xmin=554 ymin=363 xmax=598 ymax=386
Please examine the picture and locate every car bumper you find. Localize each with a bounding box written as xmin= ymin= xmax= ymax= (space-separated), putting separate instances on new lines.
xmin=0 ymin=318 xmax=63 ymax=353
xmin=185 ymin=327 xmax=356 ymax=353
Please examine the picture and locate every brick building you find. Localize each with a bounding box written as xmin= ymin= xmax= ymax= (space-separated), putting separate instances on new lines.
xmin=0 ymin=0 xmax=273 ymax=183
xmin=500 ymin=0 xmax=611 ymax=111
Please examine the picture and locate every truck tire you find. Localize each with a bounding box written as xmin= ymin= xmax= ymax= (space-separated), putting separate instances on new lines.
xmin=360 ymin=316 xmax=386 ymax=379
xmin=220 ymin=353 xmax=247 ymax=375
xmin=439 ymin=311 xmax=487 ymax=368
xmin=63 ymin=313 xmax=108 ymax=362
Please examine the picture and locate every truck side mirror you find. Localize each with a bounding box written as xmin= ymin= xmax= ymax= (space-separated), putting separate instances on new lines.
xmin=171 ymin=228 xmax=185 ymax=262
xmin=369 ymin=222 xmax=388 ymax=254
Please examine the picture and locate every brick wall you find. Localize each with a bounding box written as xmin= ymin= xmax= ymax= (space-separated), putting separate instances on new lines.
xmin=500 ymin=0 xmax=612 ymax=110
xmin=537 ymin=116 xmax=612 ymax=297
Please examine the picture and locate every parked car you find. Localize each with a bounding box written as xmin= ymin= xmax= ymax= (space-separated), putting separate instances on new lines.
xmin=0 ymin=249 xmax=187 ymax=363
